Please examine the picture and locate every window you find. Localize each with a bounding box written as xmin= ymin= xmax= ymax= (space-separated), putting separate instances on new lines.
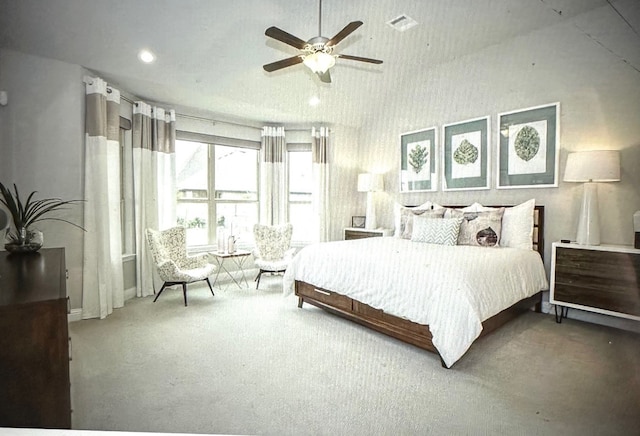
xmin=288 ymin=150 xmax=313 ymax=242
xmin=119 ymin=124 xmax=135 ymax=255
xmin=176 ymin=139 xmax=259 ymax=247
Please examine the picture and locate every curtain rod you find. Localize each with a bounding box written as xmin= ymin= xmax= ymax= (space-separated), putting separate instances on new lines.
xmin=83 ymin=76 xmax=319 ymax=131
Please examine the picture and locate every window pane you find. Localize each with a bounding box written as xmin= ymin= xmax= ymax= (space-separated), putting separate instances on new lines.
xmin=177 ymin=202 xmax=209 ymax=246
xmin=289 ymin=151 xmax=312 ymax=196
xmin=176 ymin=140 xmax=209 ymax=200
xmin=289 ymin=203 xmax=314 ymax=241
xmin=215 ymin=145 xmax=258 ymax=201
xmin=289 ymin=150 xmax=313 ymax=241
xmin=216 ymin=202 xmax=258 ymax=245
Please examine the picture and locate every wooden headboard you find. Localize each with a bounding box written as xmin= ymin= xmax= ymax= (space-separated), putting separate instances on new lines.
xmin=437 ymin=205 xmax=545 ymax=261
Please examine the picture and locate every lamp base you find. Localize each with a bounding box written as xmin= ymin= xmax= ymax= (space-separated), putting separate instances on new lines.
xmin=365 ymin=191 xmax=377 ymax=230
xmin=576 ymin=182 xmax=600 ymax=246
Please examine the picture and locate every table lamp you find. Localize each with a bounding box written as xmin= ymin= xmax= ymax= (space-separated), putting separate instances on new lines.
xmin=357 ymin=173 xmax=384 ymax=230
xmin=563 ymin=150 xmax=620 ymax=245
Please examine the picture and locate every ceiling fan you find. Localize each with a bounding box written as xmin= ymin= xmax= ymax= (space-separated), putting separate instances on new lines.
xmin=262 ymin=0 xmax=382 ymax=83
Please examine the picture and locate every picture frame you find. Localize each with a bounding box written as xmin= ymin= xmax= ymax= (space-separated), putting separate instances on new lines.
xmin=497 ymin=102 xmax=559 ymax=189
xmin=442 ymin=116 xmax=490 ymax=191
xmin=351 ymin=216 xmax=366 ymax=228
xmin=400 ymin=127 xmax=437 ymax=192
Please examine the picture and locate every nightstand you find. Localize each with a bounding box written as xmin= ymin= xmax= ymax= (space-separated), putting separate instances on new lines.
xmin=344 ymin=228 xmax=392 ymax=240
xmin=550 ymin=242 xmax=640 ymax=323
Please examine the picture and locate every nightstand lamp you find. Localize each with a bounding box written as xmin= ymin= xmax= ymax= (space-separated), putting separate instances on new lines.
xmin=357 ymin=173 xmax=384 ymax=230
xmin=564 ymin=150 xmax=620 ymax=246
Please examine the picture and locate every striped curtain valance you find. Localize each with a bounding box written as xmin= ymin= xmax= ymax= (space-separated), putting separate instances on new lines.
xmin=133 ymin=102 xmax=176 ymax=154
xmin=312 ymin=126 xmax=329 ymax=164
xmin=85 ymin=79 xmax=120 ymax=141
xmin=262 ymin=126 xmax=286 ymax=163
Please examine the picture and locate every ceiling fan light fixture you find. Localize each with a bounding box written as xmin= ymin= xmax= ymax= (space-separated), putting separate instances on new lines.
xmin=303 ymin=52 xmax=335 ymax=74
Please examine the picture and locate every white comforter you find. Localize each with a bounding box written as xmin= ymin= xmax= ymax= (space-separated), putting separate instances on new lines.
xmin=283 ymin=237 xmax=549 ymax=367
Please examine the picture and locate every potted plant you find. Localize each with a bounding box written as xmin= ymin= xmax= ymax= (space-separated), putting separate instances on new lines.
xmin=0 ymin=182 xmax=84 ymax=253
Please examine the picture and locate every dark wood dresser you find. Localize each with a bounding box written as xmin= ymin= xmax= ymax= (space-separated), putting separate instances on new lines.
xmin=0 ymin=247 xmax=71 ymax=428
xmin=550 ymin=242 xmax=640 ymax=323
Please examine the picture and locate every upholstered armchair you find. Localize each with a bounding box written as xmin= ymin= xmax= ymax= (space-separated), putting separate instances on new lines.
xmin=145 ymin=226 xmax=216 ymax=306
xmin=252 ymin=223 xmax=295 ymax=289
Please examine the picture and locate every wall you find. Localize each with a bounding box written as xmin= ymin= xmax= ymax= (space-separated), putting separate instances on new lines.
xmin=356 ymin=14 xmax=640 ymax=328
xmin=0 ymin=48 xmax=86 ymax=308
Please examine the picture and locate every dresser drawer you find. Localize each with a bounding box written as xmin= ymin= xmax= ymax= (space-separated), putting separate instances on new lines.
xmin=345 ymin=229 xmax=383 ymax=240
xmin=552 ymin=244 xmax=640 ymax=319
xmin=295 ymin=282 xmax=352 ymax=311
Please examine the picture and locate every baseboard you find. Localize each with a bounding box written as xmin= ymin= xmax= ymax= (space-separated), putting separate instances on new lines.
xmin=124 ymin=286 xmax=137 ymax=301
xmin=68 ymin=308 xmax=83 ymax=323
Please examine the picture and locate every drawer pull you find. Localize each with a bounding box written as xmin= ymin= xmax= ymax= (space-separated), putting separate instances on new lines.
xmin=314 ymin=288 xmax=331 ymax=296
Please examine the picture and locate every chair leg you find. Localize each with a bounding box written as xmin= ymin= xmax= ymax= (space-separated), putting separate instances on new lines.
xmin=153 ymin=283 xmax=169 ymax=303
xmin=182 ymin=283 xmax=188 ymax=306
xmin=255 ymin=270 xmax=264 ymax=289
xmin=205 ymin=277 xmax=215 ymax=297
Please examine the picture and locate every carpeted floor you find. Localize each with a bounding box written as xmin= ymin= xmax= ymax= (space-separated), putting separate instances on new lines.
xmin=68 ymin=277 xmax=640 ymax=435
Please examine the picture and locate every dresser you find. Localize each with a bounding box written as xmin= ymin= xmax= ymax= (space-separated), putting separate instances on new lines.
xmin=344 ymin=227 xmax=392 ymax=240
xmin=0 ymin=248 xmax=71 ymax=428
xmin=550 ymin=242 xmax=640 ymax=323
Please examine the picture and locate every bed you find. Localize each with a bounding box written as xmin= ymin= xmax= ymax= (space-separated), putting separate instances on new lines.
xmin=282 ymin=204 xmax=548 ymax=368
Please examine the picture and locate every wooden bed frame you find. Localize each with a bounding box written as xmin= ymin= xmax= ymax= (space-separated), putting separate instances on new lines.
xmin=295 ymin=205 xmax=545 ymax=368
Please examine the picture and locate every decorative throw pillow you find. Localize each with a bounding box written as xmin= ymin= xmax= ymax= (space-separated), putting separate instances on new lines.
xmin=450 ymin=208 xmax=505 ymax=247
xmin=469 ymin=199 xmax=535 ymax=250
xmin=411 ymin=216 xmax=463 ymax=246
xmin=397 ymin=208 xmax=445 ymax=239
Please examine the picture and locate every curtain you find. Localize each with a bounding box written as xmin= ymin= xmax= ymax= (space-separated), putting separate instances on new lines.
xmin=82 ymin=77 xmax=124 ymax=319
xmin=260 ymin=126 xmax=287 ymax=225
xmin=132 ymin=102 xmax=177 ymax=297
xmin=312 ymin=127 xmax=331 ymax=242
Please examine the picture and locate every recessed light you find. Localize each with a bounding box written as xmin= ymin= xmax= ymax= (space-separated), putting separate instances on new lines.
xmin=138 ymin=49 xmax=155 ymax=63
xmin=309 ymin=96 xmax=320 ymax=106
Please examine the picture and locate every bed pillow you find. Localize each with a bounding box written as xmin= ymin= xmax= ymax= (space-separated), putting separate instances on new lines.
xmin=500 ymin=199 xmax=535 ymax=250
xmin=471 ymin=199 xmax=535 ymax=250
xmin=397 ymin=207 xmax=445 ymax=239
xmin=394 ymin=202 xmax=433 ymax=237
xmin=450 ymin=208 xmax=505 ymax=247
xmin=411 ymin=216 xmax=464 ymax=246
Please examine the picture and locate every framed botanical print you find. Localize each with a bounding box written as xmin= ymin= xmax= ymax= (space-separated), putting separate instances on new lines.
xmin=442 ymin=116 xmax=490 ymax=191
xmin=400 ymin=127 xmax=437 ymax=192
xmin=497 ymin=103 xmax=559 ymax=189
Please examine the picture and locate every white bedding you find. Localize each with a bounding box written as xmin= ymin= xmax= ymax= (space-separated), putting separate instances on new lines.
xmin=283 ymin=237 xmax=549 ymax=367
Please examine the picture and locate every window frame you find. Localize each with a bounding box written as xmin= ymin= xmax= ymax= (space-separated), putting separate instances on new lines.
xmin=287 ymin=142 xmax=313 ymax=245
xmin=176 ymin=131 xmax=261 ymax=248
xmin=119 ymin=117 xmax=135 ymax=256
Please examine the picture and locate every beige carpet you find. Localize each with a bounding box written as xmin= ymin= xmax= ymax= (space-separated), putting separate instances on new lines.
xmin=68 ymin=277 xmax=640 ymax=435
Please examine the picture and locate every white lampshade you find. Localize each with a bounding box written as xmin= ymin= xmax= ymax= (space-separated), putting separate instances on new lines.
xmin=303 ymin=52 xmax=336 ymax=74
xmin=564 ymin=150 xmax=620 ymax=246
xmin=357 ymin=173 xmax=384 ymax=192
xmin=564 ymin=150 xmax=621 ymax=182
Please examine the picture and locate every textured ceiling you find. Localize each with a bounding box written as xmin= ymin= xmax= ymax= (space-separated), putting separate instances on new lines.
xmin=1 ymin=0 xmax=637 ymax=127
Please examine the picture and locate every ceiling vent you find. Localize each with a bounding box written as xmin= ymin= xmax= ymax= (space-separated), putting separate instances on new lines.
xmin=386 ymin=14 xmax=417 ymax=32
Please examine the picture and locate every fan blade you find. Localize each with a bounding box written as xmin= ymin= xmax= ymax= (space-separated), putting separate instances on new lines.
xmin=317 ymin=70 xmax=331 ymax=83
xmin=337 ymin=54 xmax=383 ymax=64
xmin=263 ymin=56 xmax=303 ymax=72
xmin=326 ymin=21 xmax=363 ymax=47
xmin=265 ymin=26 xmax=308 ymax=50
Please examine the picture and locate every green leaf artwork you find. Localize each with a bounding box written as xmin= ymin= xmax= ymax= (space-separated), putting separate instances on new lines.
xmin=514 ymin=126 xmax=540 ymax=161
xmin=453 ymin=139 xmax=478 ymax=165
xmin=409 ymin=144 xmax=429 ymax=174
